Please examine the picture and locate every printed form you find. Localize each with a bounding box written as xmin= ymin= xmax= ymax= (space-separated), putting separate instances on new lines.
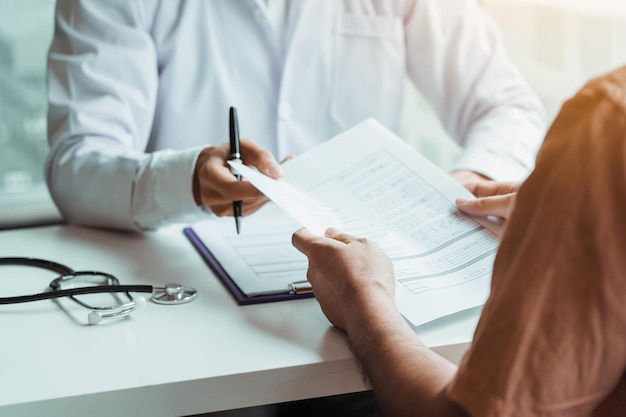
xmin=196 ymin=119 xmax=501 ymax=326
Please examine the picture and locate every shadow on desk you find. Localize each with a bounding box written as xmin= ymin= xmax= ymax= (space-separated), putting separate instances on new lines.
xmin=194 ymin=391 xmax=381 ymax=417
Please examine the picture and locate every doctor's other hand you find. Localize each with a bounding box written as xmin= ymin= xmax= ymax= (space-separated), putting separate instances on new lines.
xmin=193 ymin=139 xmax=284 ymax=216
xmin=292 ymin=227 xmax=396 ymax=332
xmin=455 ymin=180 xmax=522 ymax=223
xmin=450 ymin=170 xmax=490 ymax=188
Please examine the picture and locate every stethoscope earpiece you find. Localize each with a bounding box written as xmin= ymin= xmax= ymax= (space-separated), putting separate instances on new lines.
xmin=86 ymin=295 xmax=147 ymax=325
xmin=135 ymin=296 xmax=147 ymax=308
xmin=88 ymin=311 xmax=103 ymax=325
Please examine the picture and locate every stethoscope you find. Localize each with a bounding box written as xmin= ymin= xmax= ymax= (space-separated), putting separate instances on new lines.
xmin=0 ymin=257 xmax=197 ymax=325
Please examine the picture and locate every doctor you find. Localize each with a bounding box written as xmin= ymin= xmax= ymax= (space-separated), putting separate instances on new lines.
xmin=47 ymin=0 xmax=545 ymax=231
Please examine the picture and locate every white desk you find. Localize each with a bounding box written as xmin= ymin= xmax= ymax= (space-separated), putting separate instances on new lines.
xmin=0 ymin=224 xmax=480 ymax=417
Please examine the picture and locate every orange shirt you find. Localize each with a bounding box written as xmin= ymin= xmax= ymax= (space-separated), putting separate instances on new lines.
xmin=448 ymin=67 xmax=626 ymax=416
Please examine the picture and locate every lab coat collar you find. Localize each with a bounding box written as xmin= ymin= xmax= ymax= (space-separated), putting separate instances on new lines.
xmin=245 ymin=0 xmax=311 ymax=64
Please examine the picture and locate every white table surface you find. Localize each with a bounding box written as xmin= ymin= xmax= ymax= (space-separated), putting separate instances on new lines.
xmin=0 ymin=224 xmax=480 ymax=417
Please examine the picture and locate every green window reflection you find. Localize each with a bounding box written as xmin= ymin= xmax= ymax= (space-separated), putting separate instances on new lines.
xmin=0 ymin=0 xmax=59 ymax=229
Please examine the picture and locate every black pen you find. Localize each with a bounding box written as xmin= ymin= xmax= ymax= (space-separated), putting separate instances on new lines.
xmin=229 ymin=106 xmax=243 ymax=234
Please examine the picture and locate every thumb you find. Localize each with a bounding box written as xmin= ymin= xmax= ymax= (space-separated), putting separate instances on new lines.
xmin=456 ymin=194 xmax=512 ymax=219
xmin=292 ymin=227 xmax=318 ymax=255
xmin=240 ymin=139 xmax=284 ymax=179
xmin=325 ymin=228 xmax=362 ymax=244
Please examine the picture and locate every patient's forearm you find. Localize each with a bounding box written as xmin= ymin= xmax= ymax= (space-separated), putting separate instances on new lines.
xmin=345 ymin=301 xmax=468 ymax=417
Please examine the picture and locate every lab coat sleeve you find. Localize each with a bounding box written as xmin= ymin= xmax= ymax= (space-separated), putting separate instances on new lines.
xmin=404 ymin=0 xmax=546 ymax=181
xmin=46 ymin=0 xmax=207 ymax=231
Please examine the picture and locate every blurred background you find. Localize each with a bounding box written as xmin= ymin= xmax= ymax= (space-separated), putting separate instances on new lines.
xmin=0 ymin=0 xmax=55 ymax=228
xmin=1 ymin=0 xmax=625 ymax=229
xmin=403 ymin=0 xmax=626 ymax=169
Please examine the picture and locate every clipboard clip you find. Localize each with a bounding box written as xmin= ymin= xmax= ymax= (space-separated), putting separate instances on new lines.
xmin=289 ymin=280 xmax=313 ymax=295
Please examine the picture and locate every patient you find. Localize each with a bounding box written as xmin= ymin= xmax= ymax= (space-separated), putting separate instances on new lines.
xmin=291 ymin=66 xmax=626 ymax=416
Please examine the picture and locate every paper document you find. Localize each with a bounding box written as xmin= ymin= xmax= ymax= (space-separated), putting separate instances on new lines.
xmin=192 ymin=119 xmax=500 ymax=325
xmin=191 ymin=204 xmax=308 ymax=297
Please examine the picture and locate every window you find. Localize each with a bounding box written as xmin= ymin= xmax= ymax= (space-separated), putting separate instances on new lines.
xmin=401 ymin=0 xmax=626 ymax=169
xmin=0 ymin=0 xmax=59 ymax=229
xmin=483 ymin=0 xmax=626 ymax=119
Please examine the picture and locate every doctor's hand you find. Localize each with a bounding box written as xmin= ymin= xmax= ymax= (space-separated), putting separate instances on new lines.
xmin=450 ymin=170 xmax=490 ymax=188
xmin=193 ymin=139 xmax=284 ymax=216
xmin=292 ymin=228 xmax=396 ymax=333
xmin=455 ymin=180 xmax=521 ymax=224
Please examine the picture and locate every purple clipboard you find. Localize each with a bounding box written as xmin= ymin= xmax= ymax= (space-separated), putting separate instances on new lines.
xmin=183 ymin=227 xmax=314 ymax=305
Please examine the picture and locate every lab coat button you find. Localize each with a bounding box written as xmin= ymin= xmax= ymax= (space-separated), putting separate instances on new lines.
xmin=278 ymin=102 xmax=292 ymax=119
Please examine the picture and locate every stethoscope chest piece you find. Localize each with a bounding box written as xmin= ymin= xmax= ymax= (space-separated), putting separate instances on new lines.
xmin=152 ymin=283 xmax=197 ymax=305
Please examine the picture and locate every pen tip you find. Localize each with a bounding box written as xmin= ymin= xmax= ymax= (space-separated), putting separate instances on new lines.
xmin=236 ymin=216 xmax=241 ymax=235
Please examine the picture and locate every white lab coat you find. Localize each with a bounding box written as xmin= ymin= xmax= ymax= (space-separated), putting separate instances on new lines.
xmin=46 ymin=0 xmax=545 ymax=231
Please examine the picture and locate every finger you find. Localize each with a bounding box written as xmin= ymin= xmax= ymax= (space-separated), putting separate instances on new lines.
xmin=209 ymin=196 xmax=270 ymax=217
xmin=241 ymin=196 xmax=270 ymax=215
xmin=456 ymin=194 xmax=513 ymax=218
xmin=324 ymin=228 xmax=363 ymax=245
xmin=203 ymin=149 xmax=266 ymax=201
xmin=463 ymin=181 xmax=506 ymax=198
xmin=464 ymin=181 xmax=520 ymax=198
xmin=205 ymin=172 xmax=266 ymax=202
xmin=292 ymin=228 xmax=319 ymax=255
xmin=202 ymin=144 xmax=245 ymax=187
xmin=240 ymin=139 xmax=284 ymax=179
xmin=450 ymin=170 xmax=489 ymax=186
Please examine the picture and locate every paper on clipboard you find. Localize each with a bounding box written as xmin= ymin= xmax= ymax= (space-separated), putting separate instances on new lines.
xmin=192 ymin=119 xmax=500 ymax=325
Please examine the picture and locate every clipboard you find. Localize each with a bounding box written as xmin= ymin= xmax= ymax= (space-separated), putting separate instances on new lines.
xmin=183 ymin=227 xmax=314 ymax=305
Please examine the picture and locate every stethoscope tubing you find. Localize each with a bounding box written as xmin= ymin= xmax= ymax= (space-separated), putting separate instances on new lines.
xmin=0 ymin=257 xmax=156 ymax=305
xmin=0 ymin=257 xmax=197 ymax=316
xmin=0 ymin=285 xmax=154 ymax=305
xmin=0 ymin=257 xmax=74 ymax=275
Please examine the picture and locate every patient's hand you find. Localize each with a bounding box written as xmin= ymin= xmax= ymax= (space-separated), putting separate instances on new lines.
xmin=455 ymin=181 xmax=521 ymax=224
xmin=291 ymin=227 xmax=396 ymax=333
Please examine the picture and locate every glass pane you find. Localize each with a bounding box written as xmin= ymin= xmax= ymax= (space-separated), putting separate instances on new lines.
xmin=0 ymin=0 xmax=59 ymax=227
xmin=402 ymin=1 xmax=626 ymax=172
xmin=483 ymin=0 xmax=626 ymax=120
